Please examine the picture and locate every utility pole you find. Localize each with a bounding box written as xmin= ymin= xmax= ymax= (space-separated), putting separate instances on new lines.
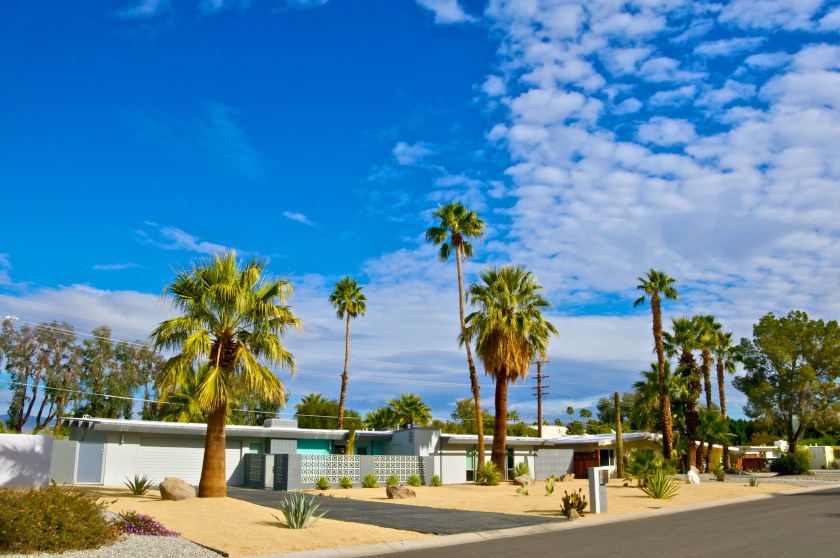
xmin=532 ymin=359 xmax=549 ymax=438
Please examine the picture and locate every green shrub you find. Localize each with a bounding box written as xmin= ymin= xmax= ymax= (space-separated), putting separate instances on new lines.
xmin=116 ymin=510 xmax=178 ymax=536
xmin=339 ymin=476 xmax=353 ymax=489
xmin=638 ymin=469 xmax=680 ymax=499
xmin=123 ymin=474 xmax=154 ymax=496
xmin=431 ymin=475 xmax=442 ymax=487
xmin=626 ymin=448 xmax=676 ymax=487
xmin=386 ymin=474 xmax=400 ymax=486
xmin=544 ymin=478 xmax=555 ymax=496
xmin=315 ymin=476 xmax=330 ymax=490
xmin=274 ymin=493 xmax=325 ymax=529
xmin=362 ymin=473 xmax=379 ymax=488
xmin=476 ymin=462 xmax=501 ymax=486
xmin=0 ymin=485 xmax=117 ymax=553
xmin=512 ymin=462 xmax=530 ymax=477
xmin=516 ymin=481 xmax=530 ymax=496
xmin=407 ymin=474 xmax=421 ymax=487
xmin=748 ymin=477 xmax=760 ymax=487
xmin=561 ymin=488 xmax=587 ymax=518
xmin=712 ymin=466 xmax=726 ymax=482
xmin=771 ymin=451 xmax=810 ymax=475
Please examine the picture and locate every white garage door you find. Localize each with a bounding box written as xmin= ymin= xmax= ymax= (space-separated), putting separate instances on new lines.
xmin=138 ymin=437 xmax=242 ymax=486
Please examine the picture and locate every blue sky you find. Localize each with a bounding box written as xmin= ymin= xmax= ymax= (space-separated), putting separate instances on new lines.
xmin=2 ymin=0 xmax=840 ymax=426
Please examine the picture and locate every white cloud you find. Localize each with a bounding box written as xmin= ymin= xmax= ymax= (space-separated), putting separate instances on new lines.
xmin=638 ymin=117 xmax=698 ymax=146
xmin=282 ymin=211 xmax=317 ymax=227
xmin=392 ymin=141 xmax=434 ymax=166
xmin=614 ymin=98 xmax=642 ymax=115
xmin=718 ymin=0 xmax=824 ymax=31
xmin=116 ymin=0 xmax=169 ymax=18
xmin=638 ymin=57 xmax=706 ymax=83
xmin=92 ymin=263 xmax=140 ymax=271
xmin=744 ymin=51 xmax=792 ymax=69
xmin=648 ymin=85 xmax=697 ymax=107
xmin=819 ymin=7 xmax=840 ymax=30
xmin=697 ymin=80 xmax=757 ymax=107
xmin=414 ymin=0 xmax=476 ymax=25
xmin=137 ymin=224 xmax=232 ymax=255
xmin=482 ymin=75 xmax=506 ymax=97
xmin=694 ymin=37 xmax=765 ymax=57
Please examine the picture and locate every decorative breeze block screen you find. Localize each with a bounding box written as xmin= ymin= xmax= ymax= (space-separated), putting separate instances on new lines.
xmin=373 ymin=455 xmax=424 ymax=482
xmin=300 ymin=455 xmax=361 ymax=483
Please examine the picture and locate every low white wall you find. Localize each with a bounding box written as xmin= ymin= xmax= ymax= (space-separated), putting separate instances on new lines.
xmin=0 ymin=434 xmax=54 ymax=488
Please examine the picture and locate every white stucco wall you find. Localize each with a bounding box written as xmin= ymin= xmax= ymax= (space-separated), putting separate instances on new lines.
xmin=0 ymin=434 xmax=54 ymax=488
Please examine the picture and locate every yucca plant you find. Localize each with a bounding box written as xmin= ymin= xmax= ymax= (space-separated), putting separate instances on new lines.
xmin=315 ymin=476 xmax=330 ymax=490
xmin=512 ymin=462 xmax=530 ymax=477
xmin=748 ymin=477 xmax=760 ymax=487
xmin=339 ymin=476 xmax=353 ymax=489
xmin=123 ymin=474 xmax=154 ymax=496
xmin=638 ymin=469 xmax=680 ymax=499
xmin=362 ymin=473 xmax=378 ymax=488
xmin=544 ymin=478 xmax=555 ymax=496
xmin=476 ymin=462 xmax=501 ymax=486
xmin=386 ymin=474 xmax=400 ymax=486
xmin=274 ymin=493 xmax=325 ymax=529
xmin=625 ymin=449 xmax=676 ymax=487
xmin=407 ymin=474 xmax=421 ymax=487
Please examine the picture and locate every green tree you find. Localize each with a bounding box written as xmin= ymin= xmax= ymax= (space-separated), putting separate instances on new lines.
xmin=596 ymin=392 xmax=634 ymax=427
xmin=329 ymin=276 xmax=366 ymax=429
xmin=464 ymin=265 xmax=557 ymax=473
xmin=157 ymin=366 xmax=210 ymax=423
xmin=713 ymin=329 xmax=739 ymax=467
xmin=150 ymin=251 xmax=300 ymax=498
xmin=389 ymin=393 xmax=432 ymax=429
xmin=296 ymin=393 xmax=361 ymax=429
xmin=33 ymin=323 xmax=81 ymax=433
xmin=426 ymin=201 xmax=487 ymax=463
xmin=695 ymin=315 xmax=722 ymax=409
xmin=631 ymin=362 xmax=689 ymax=435
xmin=579 ymin=408 xmax=592 ymax=420
xmin=696 ymin=409 xmax=731 ymax=472
xmin=566 ymin=420 xmax=585 ymax=435
xmin=450 ymin=397 xmax=494 ymax=434
xmin=733 ymin=310 xmax=840 ymax=452
xmin=75 ymin=326 xmax=117 ymax=418
xmin=566 ymin=406 xmax=574 ymax=420
xmin=634 ymin=269 xmax=679 ymax=459
xmin=664 ymin=316 xmax=702 ymax=469
xmin=364 ymin=406 xmax=398 ymax=430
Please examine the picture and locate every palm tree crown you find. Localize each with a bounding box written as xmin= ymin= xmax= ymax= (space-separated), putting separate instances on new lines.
xmin=465 ymin=265 xmax=557 ymax=473
xmin=150 ymin=251 xmax=300 ymax=497
xmin=425 ymin=202 xmax=485 ymax=262
xmin=389 ymin=393 xmax=432 ymax=429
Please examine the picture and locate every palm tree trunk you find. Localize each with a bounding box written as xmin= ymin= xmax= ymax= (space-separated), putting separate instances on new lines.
xmin=717 ymin=358 xmax=730 ymax=468
xmin=338 ymin=313 xmax=350 ymax=429
xmin=652 ymin=295 xmax=673 ymax=459
xmin=702 ymin=350 xmax=713 ymax=409
xmin=199 ymin=402 xmax=228 ymax=498
xmin=456 ymin=244 xmax=485 ymax=464
xmin=492 ymin=374 xmax=508 ymax=475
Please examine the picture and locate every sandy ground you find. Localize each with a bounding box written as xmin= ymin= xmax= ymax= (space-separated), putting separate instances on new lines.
xmin=84 ymin=478 xmax=802 ymax=557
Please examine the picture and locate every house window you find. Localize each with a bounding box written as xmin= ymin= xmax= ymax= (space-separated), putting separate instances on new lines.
xmin=249 ymin=442 xmax=263 ymax=454
xmin=599 ymin=449 xmax=614 ymax=467
xmin=507 ymin=448 xmax=515 ymax=479
xmin=466 ymin=448 xmax=476 ymax=482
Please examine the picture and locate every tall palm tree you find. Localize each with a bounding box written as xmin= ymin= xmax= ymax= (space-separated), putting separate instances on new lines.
xmin=329 ymin=276 xmax=367 ymax=429
xmin=697 ymin=408 xmax=731 ymax=472
xmin=426 ymin=202 xmax=487 ymax=462
xmin=464 ymin=265 xmax=557 ymax=473
xmin=389 ymin=393 xmax=431 ymax=429
xmin=631 ymin=362 xmax=689 ymax=435
xmin=365 ymin=406 xmax=398 ymax=430
xmin=694 ymin=315 xmax=721 ymax=409
xmin=150 ymin=251 xmax=300 ymax=498
xmin=664 ymin=316 xmax=702 ymax=469
xmin=634 ymin=269 xmax=679 ymax=459
xmin=714 ymin=330 xmax=739 ymax=468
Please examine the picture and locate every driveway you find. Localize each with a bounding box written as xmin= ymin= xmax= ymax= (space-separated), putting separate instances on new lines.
xmin=226 ymin=487 xmax=561 ymax=535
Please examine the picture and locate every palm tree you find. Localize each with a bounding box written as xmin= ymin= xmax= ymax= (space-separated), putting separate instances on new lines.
xmin=426 ymin=202 xmax=486 ymax=462
xmin=389 ymin=393 xmax=431 ymax=429
xmin=365 ymin=406 xmax=398 ymax=430
xmin=464 ymin=265 xmax=557 ymax=473
xmin=579 ymin=409 xmax=592 ymax=420
xmin=157 ymin=365 xmax=210 ymax=423
xmin=695 ymin=315 xmax=721 ymax=409
xmin=664 ymin=316 xmax=702 ymax=470
xmin=634 ymin=269 xmax=679 ymax=459
xmin=631 ymin=361 xmax=689 ymax=436
xmin=329 ymin=276 xmax=367 ymax=429
xmin=150 ymin=251 xmax=300 ymax=497
xmin=697 ymin=408 xmax=731 ymax=472
xmin=714 ymin=330 xmax=739 ymax=468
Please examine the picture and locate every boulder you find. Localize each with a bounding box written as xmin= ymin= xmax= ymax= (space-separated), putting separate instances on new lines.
xmin=560 ymin=473 xmax=575 ymax=482
xmin=159 ymin=477 xmax=196 ymax=501
xmin=690 ymin=466 xmax=700 ymax=475
xmin=685 ymin=470 xmax=701 ymax=485
xmin=567 ymin=508 xmax=581 ymax=520
xmin=513 ymin=474 xmax=535 ymax=486
xmin=386 ymin=484 xmax=416 ymax=499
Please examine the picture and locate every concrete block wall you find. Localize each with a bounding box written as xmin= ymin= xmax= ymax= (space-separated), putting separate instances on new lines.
xmin=534 ymin=448 xmax=574 ymax=480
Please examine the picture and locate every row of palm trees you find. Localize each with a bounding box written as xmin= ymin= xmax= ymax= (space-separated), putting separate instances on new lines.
xmin=634 ymin=270 xmax=739 ymax=469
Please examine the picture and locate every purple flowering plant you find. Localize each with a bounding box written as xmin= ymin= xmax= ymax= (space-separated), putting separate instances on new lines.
xmin=115 ymin=510 xmax=179 ymax=537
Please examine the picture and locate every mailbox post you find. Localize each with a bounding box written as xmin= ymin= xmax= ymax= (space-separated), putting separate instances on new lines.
xmin=588 ymin=466 xmax=610 ymax=514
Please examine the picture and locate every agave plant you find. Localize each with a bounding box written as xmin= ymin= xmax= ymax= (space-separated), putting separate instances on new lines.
xmin=339 ymin=476 xmax=353 ymax=489
xmin=386 ymin=474 xmax=400 ymax=486
xmin=123 ymin=474 xmax=154 ymax=496
xmin=476 ymin=462 xmax=501 ymax=486
xmin=512 ymin=462 xmax=530 ymax=477
xmin=274 ymin=493 xmax=325 ymax=529
xmin=748 ymin=477 xmax=760 ymax=487
xmin=315 ymin=476 xmax=330 ymax=490
xmin=431 ymin=475 xmax=442 ymax=487
xmin=362 ymin=473 xmax=378 ymax=488
xmin=638 ymin=469 xmax=680 ymax=499
xmin=407 ymin=474 xmax=421 ymax=487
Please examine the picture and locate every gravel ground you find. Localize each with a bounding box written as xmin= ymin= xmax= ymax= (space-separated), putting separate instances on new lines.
xmin=698 ymin=472 xmax=840 ymax=487
xmin=0 ymin=535 xmax=224 ymax=558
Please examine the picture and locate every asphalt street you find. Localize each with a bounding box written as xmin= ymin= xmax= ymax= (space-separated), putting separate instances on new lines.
xmin=378 ymin=486 xmax=840 ymax=558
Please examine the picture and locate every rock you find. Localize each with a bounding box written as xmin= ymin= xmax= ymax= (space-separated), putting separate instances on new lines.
xmin=513 ymin=474 xmax=535 ymax=486
xmin=159 ymin=477 xmax=196 ymax=501
xmin=690 ymin=466 xmax=700 ymax=475
xmin=568 ymin=508 xmax=581 ymax=520
xmin=386 ymin=484 xmax=416 ymax=499
xmin=685 ymin=470 xmax=701 ymax=484
xmin=560 ymin=474 xmax=575 ymax=482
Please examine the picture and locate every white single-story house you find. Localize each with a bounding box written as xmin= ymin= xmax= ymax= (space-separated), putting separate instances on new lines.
xmin=51 ymin=416 xmax=664 ymax=489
